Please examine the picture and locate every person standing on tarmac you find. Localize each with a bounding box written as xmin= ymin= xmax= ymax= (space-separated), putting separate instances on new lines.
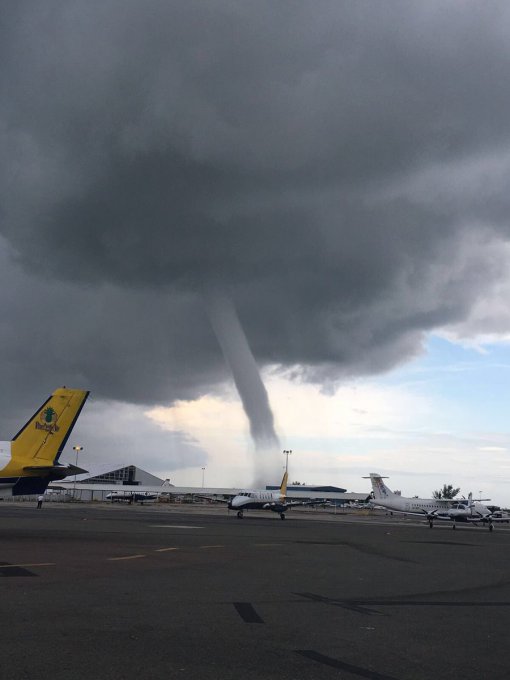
xmin=37 ymin=495 xmax=43 ymax=509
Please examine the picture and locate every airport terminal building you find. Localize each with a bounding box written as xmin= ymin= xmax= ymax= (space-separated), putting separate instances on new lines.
xmin=59 ymin=464 xmax=167 ymax=501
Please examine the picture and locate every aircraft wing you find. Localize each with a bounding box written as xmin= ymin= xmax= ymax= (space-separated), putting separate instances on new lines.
xmin=375 ymin=508 xmax=454 ymax=520
xmin=283 ymin=499 xmax=331 ymax=508
xmin=374 ymin=508 xmax=428 ymax=517
xmin=194 ymin=495 xmax=230 ymax=504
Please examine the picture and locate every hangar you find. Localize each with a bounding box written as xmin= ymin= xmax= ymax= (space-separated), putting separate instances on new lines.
xmin=43 ymin=464 xmax=170 ymax=502
xmin=75 ymin=463 xmax=165 ymax=487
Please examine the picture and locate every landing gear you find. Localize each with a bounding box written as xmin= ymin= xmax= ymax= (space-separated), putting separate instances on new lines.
xmin=280 ymin=513 xmax=286 ymax=520
xmin=452 ymin=521 xmax=456 ymax=530
xmin=237 ymin=510 xmax=244 ymax=519
xmin=489 ymin=521 xmax=494 ymax=532
xmin=428 ymin=518 xmax=434 ymax=529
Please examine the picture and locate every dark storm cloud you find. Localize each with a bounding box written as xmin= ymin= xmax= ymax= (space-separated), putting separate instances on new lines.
xmin=1 ymin=0 xmax=510 ymax=415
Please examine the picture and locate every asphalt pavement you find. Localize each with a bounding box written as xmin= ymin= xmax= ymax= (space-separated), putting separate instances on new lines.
xmin=1 ymin=502 xmax=509 ymax=680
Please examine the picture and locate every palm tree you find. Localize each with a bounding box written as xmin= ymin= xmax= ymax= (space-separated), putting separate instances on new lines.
xmin=432 ymin=484 xmax=460 ymax=499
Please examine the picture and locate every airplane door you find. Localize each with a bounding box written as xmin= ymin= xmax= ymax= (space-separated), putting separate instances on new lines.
xmin=404 ymin=502 xmax=410 ymax=511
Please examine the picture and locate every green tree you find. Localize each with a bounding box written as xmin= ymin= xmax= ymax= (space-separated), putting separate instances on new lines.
xmin=432 ymin=484 xmax=460 ymax=499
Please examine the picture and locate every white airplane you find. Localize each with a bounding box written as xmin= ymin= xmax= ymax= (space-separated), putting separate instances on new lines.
xmin=225 ymin=471 xmax=328 ymax=519
xmin=106 ymin=490 xmax=159 ymax=504
xmin=366 ymin=473 xmax=507 ymax=531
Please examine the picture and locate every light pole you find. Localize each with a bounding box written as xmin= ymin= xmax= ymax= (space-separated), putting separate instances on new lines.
xmin=283 ymin=450 xmax=292 ymax=475
xmin=72 ymin=445 xmax=83 ymax=500
xmin=201 ymin=467 xmax=206 ymax=489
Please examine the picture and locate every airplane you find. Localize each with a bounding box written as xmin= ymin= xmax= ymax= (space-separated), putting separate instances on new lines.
xmin=0 ymin=387 xmax=89 ymax=497
xmin=430 ymin=494 xmax=510 ymax=530
xmin=223 ymin=470 xmax=328 ymax=519
xmin=106 ymin=490 xmax=159 ymax=504
xmin=365 ymin=473 xmax=507 ymax=531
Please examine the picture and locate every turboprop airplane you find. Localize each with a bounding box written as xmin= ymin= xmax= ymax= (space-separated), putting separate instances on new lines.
xmin=225 ymin=471 xmax=327 ymax=519
xmin=366 ymin=473 xmax=506 ymax=531
xmin=106 ymin=490 xmax=158 ymax=504
xmin=0 ymin=387 xmax=89 ymax=497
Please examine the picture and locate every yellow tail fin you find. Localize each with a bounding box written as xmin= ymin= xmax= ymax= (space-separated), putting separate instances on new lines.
xmin=279 ymin=470 xmax=288 ymax=498
xmin=11 ymin=387 xmax=89 ymax=469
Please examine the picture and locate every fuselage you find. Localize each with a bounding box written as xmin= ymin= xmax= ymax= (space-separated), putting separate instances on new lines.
xmin=435 ymin=500 xmax=492 ymax=522
xmin=0 ymin=444 xmax=15 ymax=489
xmin=375 ymin=494 xmax=451 ymax=514
xmin=229 ymin=489 xmax=284 ymax=511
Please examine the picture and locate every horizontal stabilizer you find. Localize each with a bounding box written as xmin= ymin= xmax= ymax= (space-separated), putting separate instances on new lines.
xmin=64 ymin=464 xmax=88 ymax=475
xmin=22 ymin=464 xmax=88 ymax=478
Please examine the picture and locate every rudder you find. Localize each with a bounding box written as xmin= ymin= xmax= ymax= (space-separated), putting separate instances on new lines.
xmin=279 ymin=470 xmax=288 ymax=498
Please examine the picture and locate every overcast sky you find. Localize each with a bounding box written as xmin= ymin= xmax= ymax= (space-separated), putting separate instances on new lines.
xmin=2 ymin=2 xmax=510 ymax=500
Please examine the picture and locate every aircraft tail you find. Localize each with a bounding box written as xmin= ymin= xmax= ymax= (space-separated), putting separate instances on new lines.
xmin=365 ymin=473 xmax=396 ymax=500
xmin=2 ymin=387 xmax=89 ymax=495
xmin=279 ymin=470 xmax=288 ymax=498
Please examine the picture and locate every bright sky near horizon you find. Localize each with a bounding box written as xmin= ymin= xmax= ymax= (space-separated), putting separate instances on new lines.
xmin=136 ymin=334 xmax=510 ymax=505
xmin=59 ymin=331 xmax=505 ymax=503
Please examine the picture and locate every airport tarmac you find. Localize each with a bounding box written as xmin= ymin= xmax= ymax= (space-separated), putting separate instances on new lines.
xmin=1 ymin=503 xmax=510 ymax=680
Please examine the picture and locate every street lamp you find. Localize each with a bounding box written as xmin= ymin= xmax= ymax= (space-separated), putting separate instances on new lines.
xmin=201 ymin=467 xmax=206 ymax=489
xmin=283 ymin=450 xmax=292 ymax=474
xmin=72 ymin=445 xmax=83 ymax=500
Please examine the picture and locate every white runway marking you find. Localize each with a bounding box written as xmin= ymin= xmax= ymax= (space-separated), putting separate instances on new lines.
xmin=254 ymin=543 xmax=284 ymax=547
xmin=150 ymin=525 xmax=204 ymax=529
xmin=154 ymin=547 xmax=179 ymax=552
xmin=107 ymin=554 xmax=146 ymax=561
xmin=199 ymin=545 xmax=224 ymax=549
